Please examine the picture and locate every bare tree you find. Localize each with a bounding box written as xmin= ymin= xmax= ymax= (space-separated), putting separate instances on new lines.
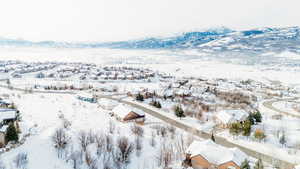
xmin=68 ymin=150 xmax=82 ymax=169
xmin=14 ymin=152 xmax=28 ymax=169
xmin=113 ymin=136 xmax=134 ymax=165
xmin=95 ymin=132 xmax=105 ymax=157
xmin=174 ymin=134 xmax=187 ymax=161
xmin=150 ymin=130 xmax=156 ymax=147
xmin=130 ymin=124 xmax=144 ymax=137
xmin=85 ymin=150 xmax=98 ymax=169
xmin=135 ymin=136 xmax=143 ymax=156
xmin=108 ymin=120 xmax=116 ymax=134
xmin=167 ymin=125 xmax=176 ymax=139
xmin=105 ymin=134 xmax=114 ymax=153
xmin=156 ymin=144 xmax=173 ymax=168
xmin=52 ymin=128 xmax=71 ymax=158
xmin=87 ymin=130 xmax=96 ymax=145
xmin=78 ymin=131 xmax=90 ymax=152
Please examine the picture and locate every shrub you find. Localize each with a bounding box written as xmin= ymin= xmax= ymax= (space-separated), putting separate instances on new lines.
xmin=229 ymin=120 xmax=252 ymax=136
xmin=254 ymin=129 xmax=266 ymax=141
xmin=229 ymin=122 xmax=242 ymax=135
xmin=242 ymin=120 xmax=251 ymax=136
xmin=254 ymin=158 xmax=264 ymax=169
xmin=5 ymin=123 xmax=19 ymax=144
xmin=150 ymin=100 xmax=162 ymax=109
xmin=241 ymin=159 xmax=250 ymax=169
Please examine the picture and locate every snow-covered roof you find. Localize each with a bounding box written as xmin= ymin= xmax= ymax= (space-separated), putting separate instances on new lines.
xmin=98 ymin=98 xmax=118 ymax=108
xmin=112 ymin=104 xmax=145 ymax=119
xmin=0 ymin=109 xmax=17 ymax=122
xmin=0 ymin=125 xmax=8 ymax=133
xmin=215 ymin=109 xmax=249 ymax=124
xmin=0 ymin=99 xmax=13 ymax=105
xmin=186 ymin=140 xmax=248 ymax=166
xmin=77 ymin=92 xmax=94 ymax=99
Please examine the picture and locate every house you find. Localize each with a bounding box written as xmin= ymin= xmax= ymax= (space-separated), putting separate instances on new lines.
xmin=98 ymin=98 xmax=119 ymax=110
xmin=0 ymin=109 xmax=18 ymax=146
xmin=36 ymin=72 xmax=45 ymax=78
xmin=112 ymin=104 xmax=145 ymax=123
xmin=0 ymin=99 xmax=13 ymax=108
xmin=77 ymin=92 xmax=97 ymax=103
xmin=0 ymin=109 xmax=18 ymax=126
xmin=215 ymin=109 xmax=249 ymax=128
xmin=183 ymin=140 xmax=248 ymax=169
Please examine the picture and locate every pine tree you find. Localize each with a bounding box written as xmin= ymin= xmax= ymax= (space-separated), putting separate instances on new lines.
xmin=5 ymin=123 xmax=19 ymax=144
xmin=279 ymin=133 xmax=286 ymax=146
xmin=174 ymin=105 xmax=185 ymax=119
xmin=254 ymin=158 xmax=264 ymax=169
xmin=241 ymin=159 xmax=251 ymax=169
xmin=211 ymin=133 xmax=215 ymax=142
xmin=155 ymin=101 xmax=162 ymax=108
xmin=136 ymin=93 xmax=144 ymax=101
xmin=253 ymin=110 xmax=262 ymax=123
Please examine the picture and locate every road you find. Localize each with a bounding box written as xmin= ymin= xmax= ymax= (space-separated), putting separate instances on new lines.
xmin=262 ymin=97 xmax=300 ymax=118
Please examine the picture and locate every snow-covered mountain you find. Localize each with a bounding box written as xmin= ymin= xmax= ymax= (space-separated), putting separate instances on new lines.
xmin=1 ymin=27 xmax=300 ymax=54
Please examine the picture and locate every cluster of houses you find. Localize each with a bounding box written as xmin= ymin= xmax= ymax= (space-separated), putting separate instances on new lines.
xmin=1 ymin=61 xmax=160 ymax=82
xmin=33 ymin=64 xmax=156 ymax=81
xmin=9 ymin=63 xmax=57 ymax=78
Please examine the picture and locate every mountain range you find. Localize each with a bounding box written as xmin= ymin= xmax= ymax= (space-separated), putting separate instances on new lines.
xmin=1 ymin=27 xmax=300 ymax=54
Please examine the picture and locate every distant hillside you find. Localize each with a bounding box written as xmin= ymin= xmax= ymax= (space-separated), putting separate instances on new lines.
xmin=1 ymin=27 xmax=300 ymax=54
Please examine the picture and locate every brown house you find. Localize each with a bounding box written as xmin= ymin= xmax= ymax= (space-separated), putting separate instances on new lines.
xmin=183 ymin=140 xmax=248 ymax=169
xmin=112 ymin=104 xmax=145 ymax=123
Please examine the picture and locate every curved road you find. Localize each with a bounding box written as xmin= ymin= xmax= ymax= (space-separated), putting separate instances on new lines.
xmin=262 ymin=97 xmax=300 ymax=118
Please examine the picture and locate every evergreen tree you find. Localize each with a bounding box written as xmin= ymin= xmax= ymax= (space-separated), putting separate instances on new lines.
xmin=174 ymin=105 xmax=185 ymax=119
xmin=211 ymin=133 xmax=215 ymax=142
xmin=155 ymin=101 xmax=162 ymax=108
xmin=5 ymin=123 xmax=19 ymax=143
xmin=254 ymin=158 xmax=264 ymax=169
xmin=242 ymin=120 xmax=252 ymax=136
xmin=253 ymin=110 xmax=262 ymax=123
xmin=136 ymin=93 xmax=144 ymax=101
xmin=279 ymin=133 xmax=286 ymax=146
xmin=241 ymin=159 xmax=251 ymax=169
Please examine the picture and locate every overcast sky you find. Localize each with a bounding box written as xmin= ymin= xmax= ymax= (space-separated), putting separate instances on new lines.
xmin=0 ymin=0 xmax=299 ymax=42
